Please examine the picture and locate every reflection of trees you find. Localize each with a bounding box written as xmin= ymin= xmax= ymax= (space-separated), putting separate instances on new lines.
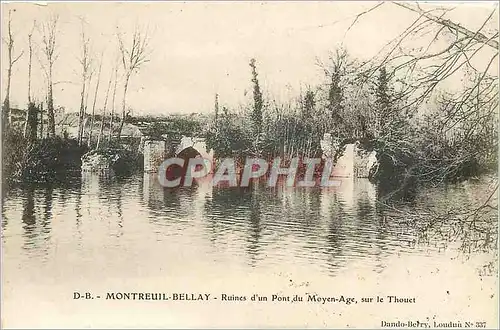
xmin=162 ymin=187 xmax=182 ymax=210
xmin=21 ymin=186 xmax=38 ymax=252
xmin=247 ymin=193 xmax=262 ymax=265
xmin=308 ymin=188 xmax=322 ymax=218
xmin=203 ymin=175 xmax=496 ymax=275
xmin=370 ymin=178 xmax=498 ymax=277
xmin=41 ymin=186 xmax=53 ymax=237
xmin=22 ymin=186 xmax=36 ymax=227
xmin=208 ymin=186 xmax=253 ymax=216
xmin=81 ymin=173 xmax=125 ymax=235
xmin=19 ymin=186 xmax=37 ymax=254
xmin=320 ymin=180 xmax=393 ymax=274
xmin=355 ymin=180 xmax=388 ymax=272
xmin=204 ymin=180 xmax=393 ymax=272
xmin=203 ymin=184 xmax=266 ymax=265
xmin=324 ymin=193 xmax=348 ymax=273
xmin=164 ymin=186 xmax=198 ymax=220
xmin=141 ymin=173 xmax=200 ymax=222
xmin=75 ymin=177 xmax=84 ymax=243
xmin=281 ymin=188 xmax=321 ymax=228
xmin=204 ymin=186 xmax=253 ymax=242
xmin=106 ymin=178 xmax=125 ymax=233
xmin=116 ymin=186 xmax=123 ymax=231
xmin=142 ymin=173 xmax=181 ymax=211
xmin=205 ymin=182 xmax=333 ymax=267
xmin=20 ymin=183 xmax=58 ymax=255
xmin=389 ymin=183 xmax=498 ymax=255
xmin=58 ymin=179 xmax=72 ymax=208
xmin=276 ymin=187 xmax=326 ymax=260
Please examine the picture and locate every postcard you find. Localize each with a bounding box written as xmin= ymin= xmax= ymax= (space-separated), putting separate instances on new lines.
xmin=1 ymin=1 xmax=498 ymax=328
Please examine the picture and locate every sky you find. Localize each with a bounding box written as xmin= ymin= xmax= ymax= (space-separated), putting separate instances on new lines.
xmin=1 ymin=1 xmax=498 ymax=115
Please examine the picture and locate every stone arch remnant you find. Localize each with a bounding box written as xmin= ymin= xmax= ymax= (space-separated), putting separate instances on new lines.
xmin=320 ymin=133 xmax=378 ymax=178
xmin=175 ymin=136 xmax=214 ymax=173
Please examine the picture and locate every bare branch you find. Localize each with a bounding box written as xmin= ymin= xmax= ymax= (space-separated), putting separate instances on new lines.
xmin=114 ymin=24 xmax=151 ymax=139
xmin=3 ymin=9 xmax=26 ymax=125
xmin=343 ymin=2 xmax=385 ymax=39
xmin=12 ymin=50 xmax=24 ymax=64
xmin=37 ymin=13 xmax=60 ymax=137
xmin=393 ymin=2 xmax=499 ymax=50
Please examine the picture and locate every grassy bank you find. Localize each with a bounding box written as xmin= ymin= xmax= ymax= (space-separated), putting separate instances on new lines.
xmin=2 ymin=129 xmax=88 ymax=186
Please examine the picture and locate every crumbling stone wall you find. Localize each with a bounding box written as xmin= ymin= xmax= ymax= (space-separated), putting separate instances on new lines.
xmin=144 ymin=140 xmax=166 ymax=173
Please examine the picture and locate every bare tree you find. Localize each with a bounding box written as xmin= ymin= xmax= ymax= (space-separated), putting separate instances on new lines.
xmin=96 ymin=67 xmax=114 ymax=150
xmin=389 ymin=3 xmax=499 ymax=141
xmin=116 ymin=26 xmax=150 ymax=140
xmin=77 ymin=24 xmax=93 ymax=145
xmin=355 ymin=2 xmax=498 ymax=112
xmin=27 ymin=22 xmax=35 ymax=104
xmin=88 ymin=52 xmax=103 ymax=147
xmin=347 ymin=2 xmax=498 ymax=202
xmin=343 ymin=3 xmax=498 ymax=161
xmin=214 ymin=93 xmax=219 ymax=124
xmin=38 ymin=14 xmax=59 ymax=138
xmin=23 ymin=21 xmax=36 ymax=138
xmin=108 ymin=64 xmax=119 ymax=142
xmin=394 ymin=2 xmax=498 ymax=50
xmin=39 ymin=102 xmax=44 ymax=138
xmin=2 ymin=9 xmax=24 ymax=129
xmin=80 ymin=62 xmax=96 ymax=142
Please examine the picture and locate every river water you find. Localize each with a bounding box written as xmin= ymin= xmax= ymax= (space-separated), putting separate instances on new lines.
xmin=1 ymin=174 xmax=498 ymax=328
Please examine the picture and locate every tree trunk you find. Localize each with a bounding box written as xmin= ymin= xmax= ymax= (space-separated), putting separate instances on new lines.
xmin=97 ymin=74 xmax=113 ymax=150
xmin=116 ymin=74 xmax=130 ymax=141
xmin=27 ymin=103 xmax=38 ymax=143
xmin=28 ymin=36 xmax=32 ymax=104
xmin=39 ymin=102 xmax=44 ymax=139
xmin=24 ymin=34 xmax=33 ymax=139
xmin=47 ymin=68 xmax=56 ymax=137
xmin=3 ymin=15 xmax=13 ymax=131
xmin=77 ymin=76 xmax=86 ymax=145
xmin=88 ymin=59 xmax=103 ymax=148
xmin=108 ymin=67 xmax=118 ymax=142
xmin=3 ymin=64 xmax=11 ymax=131
xmin=81 ymin=72 xmax=93 ymax=144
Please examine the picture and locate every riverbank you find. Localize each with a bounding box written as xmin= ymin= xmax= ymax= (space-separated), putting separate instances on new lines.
xmin=1 ymin=127 xmax=143 ymax=188
xmin=2 ymin=130 xmax=87 ymax=186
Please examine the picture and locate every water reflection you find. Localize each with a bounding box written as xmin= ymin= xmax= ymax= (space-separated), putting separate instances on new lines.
xmin=41 ymin=186 xmax=53 ymax=237
xmin=21 ymin=186 xmax=36 ymax=227
xmin=247 ymin=193 xmax=261 ymax=265
xmin=81 ymin=173 xmax=129 ymax=237
xmin=21 ymin=186 xmax=37 ymax=250
xmin=1 ymin=173 xmax=496 ymax=281
xmin=14 ymin=179 xmax=82 ymax=258
xmin=142 ymin=173 xmax=203 ymax=222
xmin=193 ymin=177 xmax=393 ymax=271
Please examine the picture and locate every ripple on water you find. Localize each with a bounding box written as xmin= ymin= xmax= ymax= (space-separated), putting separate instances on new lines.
xmin=1 ymin=175 xmax=496 ymax=307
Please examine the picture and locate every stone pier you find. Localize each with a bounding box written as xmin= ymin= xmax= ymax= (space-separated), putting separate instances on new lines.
xmin=320 ymin=133 xmax=378 ymax=178
xmin=143 ymin=140 xmax=167 ymax=173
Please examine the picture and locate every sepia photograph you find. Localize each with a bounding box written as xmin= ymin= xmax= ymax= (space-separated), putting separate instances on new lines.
xmin=1 ymin=1 xmax=498 ymax=328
